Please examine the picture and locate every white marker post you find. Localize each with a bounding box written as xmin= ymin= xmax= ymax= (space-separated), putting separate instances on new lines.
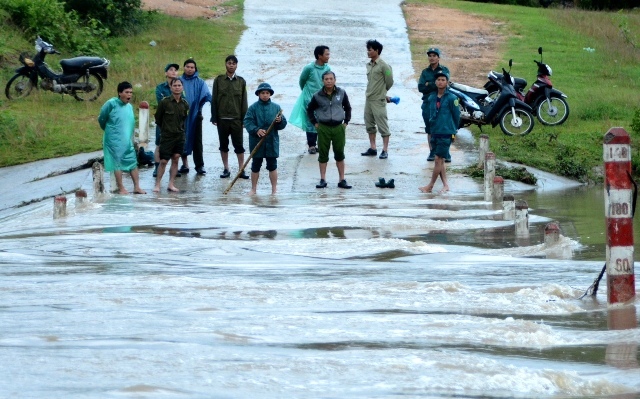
xmin=138 ymin=101 xmax=149 ymax=144
xmin=484 ymin=152 xmax=495 ymax=202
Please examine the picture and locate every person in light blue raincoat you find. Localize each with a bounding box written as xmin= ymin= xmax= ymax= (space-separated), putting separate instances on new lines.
xmin=289 ymin=45 xmax=330 ymax=154
xmin=244 ymin=82 xmax=287 ymax=195
xmin=179 ymin=58 xmax=212 ymax=175
xmin=98 ymin=81 xmax=146 ymax=194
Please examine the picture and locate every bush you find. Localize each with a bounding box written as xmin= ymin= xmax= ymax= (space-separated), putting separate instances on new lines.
xmin=555 ymin=146 xmax=588 ymax=180
xmin=574 ymin=0 xmax=637 ymax=10
xmin=0 ymin=0 xmax=107 ymax=54
xmin=62 ymin=0 xmax=152 ymax=37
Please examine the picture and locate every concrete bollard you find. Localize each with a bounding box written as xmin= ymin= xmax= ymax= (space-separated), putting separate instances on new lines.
xmin=478 ymin=134 xmax=489 ymax=168
xmin=544 ymin=222 xmax=561 ymax=247
xmin=53 ymin=195 xmax=67 ymax=219
xmin=492 ymin=176 xmax=504 ymax=206
xmin=75 ymin=190 xmax=87 ymax=205
xmin=484 ymin=152 xmax=496 ymax=202
xmin=138 ymin=101 xmax=149 ymax=143
xmin=515 ymin=199 xmax=529 ymax=237
xmin=92 ymin=162 xmax=105 ymax=195
xmin=503 ymin=194 xmax=515 ymax=220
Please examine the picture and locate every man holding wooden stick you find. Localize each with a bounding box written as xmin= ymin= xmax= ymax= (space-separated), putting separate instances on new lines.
xmin=243 ymin=83 xmax=287 ymax=195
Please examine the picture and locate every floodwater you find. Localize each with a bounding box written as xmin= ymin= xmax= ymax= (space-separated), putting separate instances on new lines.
xmin=1 ymin=0 xmax=639 ymax=397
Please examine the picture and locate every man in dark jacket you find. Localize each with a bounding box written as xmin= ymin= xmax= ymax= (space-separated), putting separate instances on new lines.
xmin=307 ymin=71 xmax=352 ymax=189
xmin=211 ymin=55 xmax=249 ymax=179
xmin=419 ymin=71 xmax=460 ymax=194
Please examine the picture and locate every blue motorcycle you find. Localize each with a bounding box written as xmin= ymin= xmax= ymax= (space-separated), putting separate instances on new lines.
xmin=449 ymin=60 xmax=535 ymax=136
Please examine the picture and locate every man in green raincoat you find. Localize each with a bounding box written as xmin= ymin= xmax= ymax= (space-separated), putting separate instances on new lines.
xmin=98 ymin=81 xmax=146 ymax=195
xmin=289 ymin=45 xmax=330 ymax=154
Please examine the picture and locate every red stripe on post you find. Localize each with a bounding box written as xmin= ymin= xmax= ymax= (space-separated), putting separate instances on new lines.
xmin=606 ymin=218 xmax=635 ymax=247
xmin=604 ymin=163 xmax=633 ymax=189
xmin=608 ymin=274 xmax=636 ymax=304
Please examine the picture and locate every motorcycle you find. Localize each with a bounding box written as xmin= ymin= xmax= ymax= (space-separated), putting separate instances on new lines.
xmin=484 ymin=47 xmax=569 ymax=126
xmin=5 ymin=37 xmax=110 ymax=101
xmin=449 ymin=60 xmax=535 ymax=136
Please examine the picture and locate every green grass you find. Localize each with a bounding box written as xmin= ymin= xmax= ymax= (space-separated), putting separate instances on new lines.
xmin=0 ymin=0 xmax=244 ymax=167
xmin=405 ymin=0 xmax=640 ymax=182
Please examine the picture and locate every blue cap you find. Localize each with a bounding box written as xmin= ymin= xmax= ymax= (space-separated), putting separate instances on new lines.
xmin=164 ymin=63 xmax=179 ymax=72
xmin=255 ymin=82 xmax=274 ymax=96
xmin=434 ymin=71 xmax=449 ymax=80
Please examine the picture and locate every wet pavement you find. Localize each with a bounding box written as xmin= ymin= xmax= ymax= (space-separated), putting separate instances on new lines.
xmin=1 ymin=0 xmax=638 ymax=398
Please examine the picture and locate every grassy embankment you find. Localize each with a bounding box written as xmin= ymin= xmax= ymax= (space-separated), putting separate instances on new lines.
xmin=405 ymin=0 xmax=640 ymax=182
xmin=0 ymin=0 xmax=244 ymax=167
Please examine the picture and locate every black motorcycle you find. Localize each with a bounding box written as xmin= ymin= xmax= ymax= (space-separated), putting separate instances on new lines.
xmin=5 ymin=37 xmax=110 ymax=101
xmin=484 ymin=47 xmax=569 ymax=126
xmin=449 ymin=60 xmax=535 ymax=136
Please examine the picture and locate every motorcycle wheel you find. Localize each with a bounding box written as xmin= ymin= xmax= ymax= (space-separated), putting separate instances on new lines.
xmin=500 ymin=108 xmax=534 ymax=137
xmin=536 ymin=96 xmax=569 ymax=126
xmin=5 ymin=74 xmax=34 ymax=100
xmin=72 ymin=73 xmax=104 ymax=101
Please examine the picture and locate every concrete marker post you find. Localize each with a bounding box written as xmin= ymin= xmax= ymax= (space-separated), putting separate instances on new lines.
xmin=478 ymin=134 xmax=489 ymax=168
xmin=53 ymin=195 xmax=67 ymax=219
xmin=138 ymin=101 xmax=149 ymax=144
xmin=544 ymin=222 xmax=560 ymax=247
xmin=75 ymin=190 xmax=87 ymax=206
xmin=492 ymin=176 xmax=504 ymax=207
xmin=515 ymin=199 xmax=529 ymax=237
xmin=603 ymin=127 xmax=635 ymax=306
xmin=92 ymin=162 xmax=106 ymax=196
xmin=503 ymin=194 xmax=515 ymax=220
xmin=484 ymin=152 xmax=496 ymax=202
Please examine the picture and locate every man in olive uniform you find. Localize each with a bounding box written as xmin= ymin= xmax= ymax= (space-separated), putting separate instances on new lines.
xmin=154 ymin=78 xmax=189 ymax=192
xmin=211 ymin=55 xmax=249 ymax=179
xmin=361 ymin=39 xmax=394 ymax=160
xmin=418 ymin=47 xmax=451 ymax=162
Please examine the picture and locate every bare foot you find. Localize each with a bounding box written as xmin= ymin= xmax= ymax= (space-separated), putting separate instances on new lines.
xmin=439 ymin=186 xmax=450 ymax=194
xmin=271 ymin=190 xmax=277 ymax=195
xmin=118 ymin=188 xmax=129 ymax=194
xmin=133 ymin=188 xmax=147 ymax=194
xmin=419 ymin=185 xmax=433 ymax=193
xmin=153 ymin=186 xmax=161 ymax=193
xmin=248 ymin=189 xmax=256 ymax=195
xmin=167 ymin=186 xmax=180 ymax=192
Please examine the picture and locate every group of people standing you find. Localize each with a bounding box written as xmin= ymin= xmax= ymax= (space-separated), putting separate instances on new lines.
xmin=98 ymin=40 xmax=459 ymax=195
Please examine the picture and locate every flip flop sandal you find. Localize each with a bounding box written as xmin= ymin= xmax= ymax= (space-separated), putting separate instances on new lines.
xmin=375 ymin=177 xmax=387 ymax=188
xmin=385 ymin=179 xmax=395 ymax=189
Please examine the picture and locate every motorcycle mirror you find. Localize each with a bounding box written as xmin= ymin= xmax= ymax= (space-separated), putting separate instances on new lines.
xmin=538 ymin=47 xmax=543 ymax=55
xmin=508 ymin=59 xmax=512 ymax=67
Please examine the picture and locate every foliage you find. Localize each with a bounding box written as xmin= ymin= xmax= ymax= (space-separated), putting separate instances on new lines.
xmin=62 ymin=0 xmax=153 ymax=37
xmin=458 ymin=164 xmax=538 ymax=184
xmin=574 ymin=0 xmax=637 ymax=10
xmin=632 ymin=107 xmax=640 ymax=136
xmin=0 ymin=2 xmax=245 ymax=167
xmin=464 ymin=0 xmax=540 ymax=6
xmin=0 ymin=0 xmax=107 ymax=55
xmin=407 ymin=0 xmax=640 ymax=182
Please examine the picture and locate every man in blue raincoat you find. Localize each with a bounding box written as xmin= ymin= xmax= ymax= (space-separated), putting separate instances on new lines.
xmin=98 ymin=81 xmax=146 ymax=195
xmin=243 ymin=83 xmax=287 ymax=195
xmin=179 ymin=58 xmax=212 ymax=175
xmin=289 ymin=45 xmax=330 ymax=154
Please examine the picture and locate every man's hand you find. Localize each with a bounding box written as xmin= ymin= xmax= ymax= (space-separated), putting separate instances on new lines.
xmin=257 ymin=129 xmax=267 ymax=137
xmin=275 ymin=115 xmax=282 ymax=123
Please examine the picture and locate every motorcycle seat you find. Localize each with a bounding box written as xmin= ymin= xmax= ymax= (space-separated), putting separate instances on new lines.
xmin=450 ymin=82 xmax=488 ymax=96
xmin=60 ymin=57 xmax=106 ymax=70
xmin=489 ymin=72 xmax=528 ymax=90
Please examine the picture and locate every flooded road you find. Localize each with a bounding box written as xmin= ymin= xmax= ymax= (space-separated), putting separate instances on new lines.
xmin=1 ymin=0 xmax=639 ymax=397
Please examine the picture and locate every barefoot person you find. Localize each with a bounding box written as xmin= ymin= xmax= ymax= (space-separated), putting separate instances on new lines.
xmin=154 ymin=78 xmax=189 ymax=192
xmin=419 ymin=71 xmax=460 ymax=194
xmin=243 ymin=83 xmax=287 ymax=195
xmin=307 ymin=71 xmax=353 ymax=189
xmin=98 ymin=81 xmax=146 ymax=195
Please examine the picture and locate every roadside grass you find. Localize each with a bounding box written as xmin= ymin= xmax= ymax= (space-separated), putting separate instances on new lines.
xmin=405 ymin=0 xmax=640 ymax=182
xmin=0 ymin=0 xmax=244 ymax=168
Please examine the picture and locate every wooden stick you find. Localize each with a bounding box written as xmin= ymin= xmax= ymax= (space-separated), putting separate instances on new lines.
xmin=223 ymin=109 xmax=283 ymax=194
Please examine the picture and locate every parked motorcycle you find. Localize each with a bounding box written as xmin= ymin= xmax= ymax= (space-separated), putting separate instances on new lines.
xmin=5 ymin=37 xmax=110 ymax=101
xmin=449 ymin=60 xmax=535 ymax=136
xmin=484 ymin=47 xmax=569 ymax=126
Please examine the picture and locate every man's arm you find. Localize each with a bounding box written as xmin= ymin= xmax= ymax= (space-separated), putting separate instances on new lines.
xmin=298 ymin=64 xmax=310 ymax=90
xmin=384 ymin=64 xmax=394 ymax=91
xmin=306 ymin=95 xmax=319 ymax=125
xmin=342 ymin=92 xmax=352 ymax=125
xmin=210 ymin=77 xmax=218 ymax=124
